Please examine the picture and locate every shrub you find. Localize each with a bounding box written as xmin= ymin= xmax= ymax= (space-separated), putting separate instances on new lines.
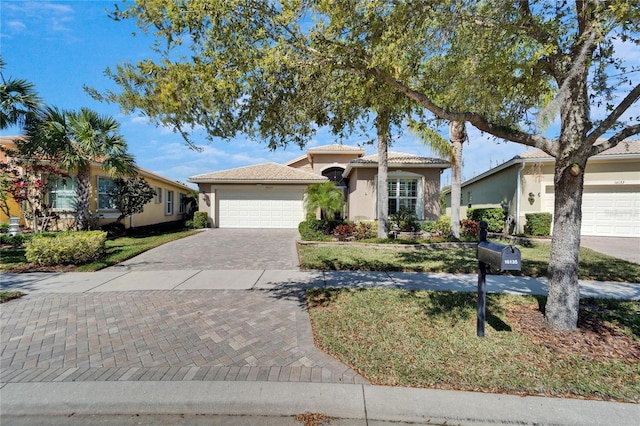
xmin=25 ymin=231 xmax=107 ymax=266
xmin=422 ymin=221 xmax=436 ymax=233
xmin=460 ymin=219 xmax=480 ymax=238
xmin=334 ymin=223 xmax=357 ymax=241
xmin=524 ymin=213 xmax=552 ymax=236
xmin=298 ymin=219 xmax=328 ymax=241
xmin=354 ymin=222 xmax=374 ymax=240
xmin=0 ymin=233 xmax=28 ymax=247
xmin=388 ymin=207 xmax=420 ymax=232
xmin=101 ymin=222 xmax=126 ymax=239
xmin=434 ymin=215 xmax=451 ymax=236
xmin=466 ymin=208 xmax=505 ymax=232
xmin=0 ymin=223 xmax=9 ymax=234
xmin=192 ymin=211 xmax=209 ymax=229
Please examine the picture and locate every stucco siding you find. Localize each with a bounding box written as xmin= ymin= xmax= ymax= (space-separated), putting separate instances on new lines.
xmin=347 ymin=168 xmax=377 ymax=220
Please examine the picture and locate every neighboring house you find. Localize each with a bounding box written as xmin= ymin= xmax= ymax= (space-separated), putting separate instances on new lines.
xmin=0 ymin=136 xmax=193 ymax=230
xmin=444 ymin=140 xmax=640 ymax=237
xmin=189 ymin=144 xmax=450 ymax=228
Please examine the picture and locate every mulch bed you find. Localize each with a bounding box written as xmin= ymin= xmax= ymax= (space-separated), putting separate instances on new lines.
xmin=6 ymin=263 xmax=78 ymax=273
xmin=506 ymin=303 xmax=640 ymax=363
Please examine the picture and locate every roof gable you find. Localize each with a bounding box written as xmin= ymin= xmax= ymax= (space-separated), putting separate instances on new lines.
xmin=188 ymin=162 xmax=327 ymax=183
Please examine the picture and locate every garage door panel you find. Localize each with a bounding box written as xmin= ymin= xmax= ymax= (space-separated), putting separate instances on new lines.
xmin=543 ymin=186 xmax=640 ymax=237
xmin=218 ymin=189 xmax=305 ymax=228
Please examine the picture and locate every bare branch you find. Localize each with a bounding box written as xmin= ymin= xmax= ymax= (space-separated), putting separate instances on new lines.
xmin=590 ymin=124 xmax=640 ymax=155
xmin=586 ymin=83 xmax=640 ymax=145
xmin=367 ymin=67 xmax=557 ymax=156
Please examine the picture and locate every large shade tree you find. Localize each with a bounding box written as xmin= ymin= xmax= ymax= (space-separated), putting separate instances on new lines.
xmin=309 ymin=0 xmax=639 ymax=329
xmin=93 ymin=1 xmax=417 ymax=238
xmin=98 ymin=0 xmax=638 ymax=330
xmin=22 ymin=107 xmax=137 ymax=230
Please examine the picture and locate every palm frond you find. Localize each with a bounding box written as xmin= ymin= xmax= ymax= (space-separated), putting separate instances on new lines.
xmin=407 ymin=119 xmax=456 ymax=164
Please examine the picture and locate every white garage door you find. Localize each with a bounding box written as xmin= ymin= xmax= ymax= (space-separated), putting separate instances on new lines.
xmin=543 ymin=185 xmax=640 ymax=237
xmin=218 ymin=190 xmax=305 ymax=228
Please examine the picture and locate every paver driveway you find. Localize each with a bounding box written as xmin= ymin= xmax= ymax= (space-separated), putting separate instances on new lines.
xmin=107 ymin=228 xmax=300 ymax=271
xmin=1 ymin=228 xmax=368 ymax=386
xmin=1 ymin=289 xmax=366 ymax=385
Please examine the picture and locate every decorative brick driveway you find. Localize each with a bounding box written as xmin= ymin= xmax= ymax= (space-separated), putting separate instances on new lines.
xmin=1 ymin=289 xmax=366 ymax=384
xmin=107 ymin=229 xmax=300 ymax=271
xmin=1 ymin=229 xmax=367 ymax=386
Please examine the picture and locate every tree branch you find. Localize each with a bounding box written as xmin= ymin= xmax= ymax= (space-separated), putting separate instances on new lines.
xmin=586 ymin=83 xmax=640 ymax=145
xmin=590 ymin=124 xmax=640 ymax=155
xmin=366 ymin=67 xmax=557 ymax=156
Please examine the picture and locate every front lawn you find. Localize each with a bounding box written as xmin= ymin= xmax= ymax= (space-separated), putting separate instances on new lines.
xmin=0 ymin=229 xmax=199 ymax=272
xmin=298 ymin=242 xmax=640 ymax=283
xmin=307 ymin=288 xmax=640 ymax=402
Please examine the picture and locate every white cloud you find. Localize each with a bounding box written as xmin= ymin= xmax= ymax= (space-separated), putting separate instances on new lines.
xmin=0 ymin=1 xmax=75 ymax=41
xmin=6 ymin=20 xmax=26 ymax=33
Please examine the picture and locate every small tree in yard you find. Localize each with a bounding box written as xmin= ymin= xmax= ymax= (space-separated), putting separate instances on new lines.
xmin=304 ymin=182 xmax=345 ymax=222
xmin=107 ymin=175 xmax=155 ymax=225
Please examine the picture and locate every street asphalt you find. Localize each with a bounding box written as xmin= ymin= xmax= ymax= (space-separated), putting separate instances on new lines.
xmin=1 ymin=229 xmax=639 ymax=425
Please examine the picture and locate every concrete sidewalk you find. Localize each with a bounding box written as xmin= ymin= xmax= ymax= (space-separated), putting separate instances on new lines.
xmin=1 ymin=269 xmax=639 ymax=299
xmin=2 ymin=381 xmax=638 ymax=425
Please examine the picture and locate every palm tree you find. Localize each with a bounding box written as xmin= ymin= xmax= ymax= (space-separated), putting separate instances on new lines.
xmin=304 ymin=182 xmax=345 ymax=221
xmin=408 ymin=119 xmax=462 ymax=238
xmin=23 ymin=106 xmax=136 ymax=230
xmin=0 ymin=56 xmax=41 ymax=130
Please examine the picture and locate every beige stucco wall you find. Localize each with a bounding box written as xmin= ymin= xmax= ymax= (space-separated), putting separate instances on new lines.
xmin=347 ymin=167 xmax=442 ymax=221
xmin=309 ymin=153 xmax=361 ymax=174
xmin=87 ymin=168 xmax=192 ymax=229
xmin=447 ymin=156 xmax=640 ymax=233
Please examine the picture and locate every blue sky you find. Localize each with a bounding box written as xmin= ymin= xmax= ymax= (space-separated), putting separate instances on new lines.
xmin=2 ymin=1 xmax=636 ymax=189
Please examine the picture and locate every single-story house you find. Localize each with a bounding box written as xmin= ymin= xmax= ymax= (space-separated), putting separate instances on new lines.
xmin=189 ymin=144 xmax=450 ymax=228
xmin=444 ymin=140 xmax=640 ymax=237
xmin=0 ymin=136 xmax=193 ymax=230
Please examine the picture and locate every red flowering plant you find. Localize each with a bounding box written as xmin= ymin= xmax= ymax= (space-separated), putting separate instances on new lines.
xmin=1 ymin=145 xmax=69 ymax=231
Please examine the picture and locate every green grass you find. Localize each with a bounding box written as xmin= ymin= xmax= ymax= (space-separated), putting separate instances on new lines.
xmin=0 ymin=229 xmax=200 ymax=272
xmin=298 ymin=242 xmax=640 ymax=282
xmin=0 ymin=290 xmax=25 ymax=303
xmin=307 ymin=288 xmax=640 ymax=402
xmin=0 ymin=246 xmax=27 ymax=271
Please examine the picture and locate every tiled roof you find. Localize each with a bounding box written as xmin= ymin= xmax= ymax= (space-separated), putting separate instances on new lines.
xmin=350 ymin=152 xmax=450 ymax=165
xmin=516 ymin=139 xmax=640 ymax=159
xmin=307 ymin=144 xmax=366 ymax=154
xmin=188 ymin=162 xmax=328 ymax=183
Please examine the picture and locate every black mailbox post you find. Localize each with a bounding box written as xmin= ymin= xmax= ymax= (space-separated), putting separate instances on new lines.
xmin=475 ymin=221 xmax=521 ymax=337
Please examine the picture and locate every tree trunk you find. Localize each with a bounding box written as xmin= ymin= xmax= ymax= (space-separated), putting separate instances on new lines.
xmin=449 ymin=121 xmax=466 ymax=239
xmin=544 ymin=60 xmax=592 ymax=330
xmin=75 ymin=164 xmax=91 ymax=231
xmin=545 ymin=156 xmax=586 ymax=329
xmin=376 ymin=109 xmax=390 ymax=238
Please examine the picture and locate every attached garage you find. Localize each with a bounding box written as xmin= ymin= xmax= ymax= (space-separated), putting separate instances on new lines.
xmin=218 ymin=188 xmax=305 ymax=228
xmin=543 ymin=185 xmax=640 ymax=237
xmin=189 ymin=162 xmax=327 ymax=229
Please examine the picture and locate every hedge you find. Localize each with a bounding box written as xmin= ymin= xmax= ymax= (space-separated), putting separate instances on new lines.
xmin=25 ymin=231 xmax=107 ymax=266
xmin=192 ymin=211 xmax=209 ymax=229
xmin=524 ymin=213 xmax=552 ymax=236
xmin=466 ymin=208 xmax=505 ymax=232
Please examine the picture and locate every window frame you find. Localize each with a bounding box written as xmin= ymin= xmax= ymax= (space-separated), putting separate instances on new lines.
xmin=375 ymin=171 xmax=425 ymax=220
xmin=165 ymin=190 xmax=174 ymax=215
xmin=47 ymin=176 xmax=77 ymax=211
xmin=97 ymin=176 xmax=118 ymax=211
